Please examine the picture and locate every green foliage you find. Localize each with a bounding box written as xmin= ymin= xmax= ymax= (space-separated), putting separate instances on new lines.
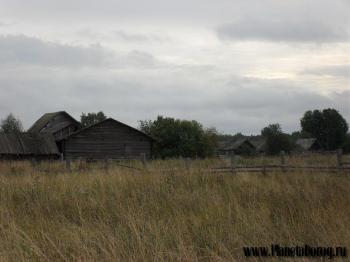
xmin=261 ymin=123 xmax=295 ymax=155
xmin=80 ymin=111 xmax=107 ymax=127
xmin=0 ymin=113 xmax=24 ymax=133
xmin=343 ymin=133 xmax=350 ymax=154
xmin=217 ymin=132 xmax=245 ymax=146
xmin=300 ymin=109 xmax=348 ymax=150
xmin=291 ymin=130 xmax=313 ymax=139
xmin=139 ymin=116 xmax=218 ymax=158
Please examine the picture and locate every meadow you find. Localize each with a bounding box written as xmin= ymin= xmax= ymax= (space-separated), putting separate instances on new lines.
xmin=0 ymin=155 xmax=349 ymax=261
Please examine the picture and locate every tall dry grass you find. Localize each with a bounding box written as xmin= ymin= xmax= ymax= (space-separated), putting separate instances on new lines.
xmin=0 ymin=157 xmax=349 ymax=261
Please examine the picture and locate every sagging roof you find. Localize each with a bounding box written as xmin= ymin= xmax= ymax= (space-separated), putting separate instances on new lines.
xmin=28 ymin=111 xmax=80 ymax=133
xmin=249 ymin=137 xmax=267 ymax=152
xmin=220 ymin=138 xmax=255 ymax=151
xmin=65 ymin=118 xmax=156 ymax=141
xmin=0 ymin=133 xmax=59 ymax=155
xmin=296 ymin=138 xmax=318 ymax=151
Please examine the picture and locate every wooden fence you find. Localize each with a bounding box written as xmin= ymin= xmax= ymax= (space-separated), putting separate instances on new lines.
xmin=29 ymin=150 xmax=350 ymax=174
xmin=212 ymin=149 xmax=350 ymax=174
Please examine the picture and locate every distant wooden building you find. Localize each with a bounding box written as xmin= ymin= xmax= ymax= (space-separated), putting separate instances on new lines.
xmin=0 ymin=133 xmax=59 ymax=160
xmin=62 ymin=118 xmax=154 ymax=160
xmin=249 ymin=137 xmax=267 ymax=154
xmin=0 ymin=111 xmax=153 ymax=161
xmin=296 ymin=138 xmax=321 ymax=152
xmin=218 ymin=138 xmax=256 ymax=155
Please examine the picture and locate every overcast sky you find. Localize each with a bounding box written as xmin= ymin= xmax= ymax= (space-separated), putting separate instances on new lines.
xmin=0 ymin=0 xmax=349 ymax=134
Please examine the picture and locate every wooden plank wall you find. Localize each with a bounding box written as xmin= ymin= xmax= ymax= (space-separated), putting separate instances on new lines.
xmin=53 ymin=125 xmax=77 ymax=141
xmin=44 ymin=114 xmax=80 ymax=140
xmin=64 ymin=120 xmax=152 ymax=160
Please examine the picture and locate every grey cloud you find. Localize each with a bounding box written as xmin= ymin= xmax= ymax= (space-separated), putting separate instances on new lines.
xmin=121 ymin=50 xmax=159 ymax=67
xmin=0 ymin=35 xmax=113 ymax=67
xmin=216 ymin=19 xmax=350 ymax=43
xmin=302 ymin=65 xmax=350 ymax=77
xmin=113 ymin=30 xmax=168 ymax=42
xmin=1 ymin=0 xmax=348 ymax=26
xmin=76 ymin=28 xmax=169 ymax=43
xmin=0 ymin=20 xmax=15 ymax=26
xmin=0 ymin=65 xmax=348 ymax=134
xmin=0 ymin=34 xmax=162 ymax=68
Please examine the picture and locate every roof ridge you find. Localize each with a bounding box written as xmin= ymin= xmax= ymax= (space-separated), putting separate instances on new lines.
xmin=28 ymin=111 xmax=80 ymax=133
xmin=65 ymin=117 xmax=155 ymax=141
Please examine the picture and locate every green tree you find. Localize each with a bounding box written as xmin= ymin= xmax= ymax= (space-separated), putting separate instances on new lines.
xmin=300 ymin=109 xmax=348 ymax=150
xmin=80 ymin=111 xmax=107 ymax=127
xmin=0 ymin=113 xmax=24 ymax=133
xmin=342 ymin=133 xmax=350 ymax=154
xmin=261 ymin=123 xmax=294 ymax=155
xmin=291 ymin=130 xmax=313 ymax=139
xmin=139 ymin=116 xmax=218 ymax=158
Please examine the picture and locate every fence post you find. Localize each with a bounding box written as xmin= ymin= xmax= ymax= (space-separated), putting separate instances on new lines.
xmin=185 ymin=158 xmax=191 ymax=171
xmin=230 ymin=153 xmax=236 ymax=175
xmin=66 ymin=159 xmax=71 ymax=172
xmin=103 ymin=158 xmax=109 ymax=172
xmin=261 ymin=155 xmax=267 ymax=175
xmin=78 ymin=157 xmax=83 ymax=172
xmin=280 ymin=151 xmax=286 ymax=173
xmin=31 ymin=158 xmax=37 ymax=170
xmin=262 ymin=163 xmax=267 ymax=175
xmin=336 ymin=149 xmax=343 ymax=171
xmin=140 ymin=153 xmax=147 ymax=169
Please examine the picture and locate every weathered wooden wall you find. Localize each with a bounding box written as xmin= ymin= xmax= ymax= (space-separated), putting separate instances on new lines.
xmin=64 ymin=119 xmax=152 ymax=160
xmin=41 ymin=113 xmax=80 ymax=141
xmin=53 ymin=125 xmax=79 ymax=141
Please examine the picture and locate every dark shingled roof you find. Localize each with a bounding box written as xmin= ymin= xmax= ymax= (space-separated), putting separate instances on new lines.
xmin=28 ymin=111 xmax=80 ymax=133
xmin=65 ymin=118 xmax=156 ymax=141
xmin=249 ymin=137 xmax=267 ymax=152
xmin=0 ymin=133 xmax=59 ymax=155
xmin=221 ymin=138 xmax=254 ymax=151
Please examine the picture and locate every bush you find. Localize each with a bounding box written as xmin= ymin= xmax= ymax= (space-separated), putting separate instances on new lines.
xmin=139 ymin=116 xmax=218 ymax=158
xmin=261 ymin=123 xmax=295 ymax=155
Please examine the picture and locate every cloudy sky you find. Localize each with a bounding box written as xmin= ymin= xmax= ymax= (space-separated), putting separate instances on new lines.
xmin=0 ymin=0 xmax=349 ymax=134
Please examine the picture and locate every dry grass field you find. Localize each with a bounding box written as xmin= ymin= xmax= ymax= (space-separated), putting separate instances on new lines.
xmin=0 ymin=155 xmax=349 ymax=261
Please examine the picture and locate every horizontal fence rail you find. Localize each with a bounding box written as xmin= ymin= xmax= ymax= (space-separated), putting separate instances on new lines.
xmin=21 ymin=149 xmax=350 ymax=175
xmin=212 ymin=149 xmax=349 ymax=174
xmin=211 ymin=165 xmax=350 ymax=174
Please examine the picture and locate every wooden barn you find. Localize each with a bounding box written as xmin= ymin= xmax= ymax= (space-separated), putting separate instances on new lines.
xmin=0 ymin=133 xmax=60 ymax=160
xmin=62 ymin=118 xmax=154 ymax=160
xmin=249 ymin=137 xmax=267 ymax=154
xmin=218 ymin=138 xmax=256 ymax=155
xmin=296 ymin=138 xmax=321 ymax=152
xmin=28 ymin=111 xmax=81 ymax=142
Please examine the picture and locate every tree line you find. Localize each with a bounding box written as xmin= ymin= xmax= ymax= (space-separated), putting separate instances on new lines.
xmin=1 ymin=109 xmax=349 ymax=157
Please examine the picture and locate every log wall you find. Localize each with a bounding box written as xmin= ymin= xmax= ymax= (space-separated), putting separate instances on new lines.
xmin=64 ymin=119 xmax=152 ymax=160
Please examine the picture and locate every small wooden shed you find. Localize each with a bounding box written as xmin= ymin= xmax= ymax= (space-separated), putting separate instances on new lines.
xmin=249 ymin=137 xmax=267 ymax=154
xmin=0 ymin=133 xmax=60 ymax=160
xmin=218 ymin=138 xmax=256 ymax=155
xmin=62 ymin=118 xmax=154 ymax=160
xmin=296 ymin=138 xmax=321 ymax=152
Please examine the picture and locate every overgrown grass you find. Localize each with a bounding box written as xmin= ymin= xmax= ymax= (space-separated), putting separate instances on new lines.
xmin=0 ymin=157 xmax=349 ymax=261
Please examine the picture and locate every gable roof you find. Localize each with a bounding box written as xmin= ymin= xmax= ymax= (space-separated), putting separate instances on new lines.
xmin=221 ymin=138 xmax=255 ymax=151
xmin=0 ymin=133 xmax=59 ymax=155
xmin=296 ymin=138 xmax=318 ymax=150
xmin=65 ymin=118 xmax=155 ymax=141
xmin=249 ymin=137 xmax=267 ymax=152
xmin=28 ymin=111 xmax=80 ymax=133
